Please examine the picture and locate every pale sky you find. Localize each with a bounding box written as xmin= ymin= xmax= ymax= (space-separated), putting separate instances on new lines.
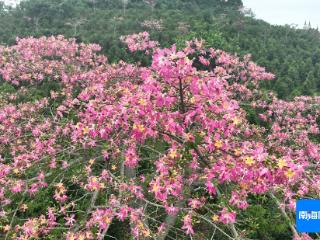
xmin=242 ymin=0 xmax=320 ymax=28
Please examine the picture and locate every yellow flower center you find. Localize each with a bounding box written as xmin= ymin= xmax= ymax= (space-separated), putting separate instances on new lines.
xmin=285 ymin=169 xmax=295 ymax=179
xmin=214 ymin=140 xmax=223 ymax=149
xmin=277 ymin=159 xmax=287 ymax=169
xmin=82 ymin=126 xmax=90 ymax=134
xmin=169 ymin=150 xmax=178 ymax=159
xmin=104 ymin=216 xmax=111 ymax=224
xmin=233 ymin=117 xmax=241 ymax=125
xmin=211 ymin=215 xmax=219 ymax=222
xmin=138 ymin=98 xmax=147 ymax=106
xmin=245 ymin=156 xmax=255 ymax=166
xmin=133 ymin=124 xmax=145 ymax=132
xmin=152 ymin=184 xmax=160 ymax=192
xmin=234 ymin=148 xmax=241 ymax=156
xmin=91 ymin=177 xmax=98 ymax=183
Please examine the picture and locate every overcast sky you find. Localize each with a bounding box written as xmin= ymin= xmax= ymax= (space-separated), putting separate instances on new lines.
xmin=242 ymin=0 xmax=320 ymax=28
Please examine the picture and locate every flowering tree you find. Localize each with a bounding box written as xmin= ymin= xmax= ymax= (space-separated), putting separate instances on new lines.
xmin=0 ymin=33 xmax=318 ymax=240
xmin=141 ymin=19 xmax=163 ymax=32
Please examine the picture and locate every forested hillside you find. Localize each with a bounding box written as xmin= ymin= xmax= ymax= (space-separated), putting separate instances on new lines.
xmin=0 ymin=0 xmax=319 ymax=98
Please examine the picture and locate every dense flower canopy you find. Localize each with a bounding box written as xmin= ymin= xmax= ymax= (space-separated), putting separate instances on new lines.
xmin=0 ymin=34 xmax=318 ymax=240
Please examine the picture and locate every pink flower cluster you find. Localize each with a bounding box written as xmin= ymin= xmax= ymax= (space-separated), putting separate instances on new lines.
xmin=0 ymin=33 xmax=318 ymax=240
xmin=120 ymin=32 xmax=159 ymax=52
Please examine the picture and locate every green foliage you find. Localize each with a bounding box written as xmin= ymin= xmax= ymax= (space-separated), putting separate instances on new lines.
xmin=0 ymin=81 xmax=16 ymax=94
xmin=1 ymin=0 xmax=319 ymax=98
xmin=176 ymin=16 xmax=320 ymax=99
xmin=0 ymin=1 xmax=318 ymax=239
xmin=242 ymin=203 xmax=291 ymax=239
xmin=175 ymin=29 xmax=240 ymax=53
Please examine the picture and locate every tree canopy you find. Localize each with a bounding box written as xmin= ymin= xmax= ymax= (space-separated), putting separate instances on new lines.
xmin=0 ymin=0 xmax=319 ymax=98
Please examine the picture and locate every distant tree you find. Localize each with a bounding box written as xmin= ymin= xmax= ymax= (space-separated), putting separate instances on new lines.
xmin=144 ymin=0 xmax=157 ymax=12
xmin=65 ymin=18 xmax=87 ymax=36
xmin=122 ymin=0 xmax=128 ymax=15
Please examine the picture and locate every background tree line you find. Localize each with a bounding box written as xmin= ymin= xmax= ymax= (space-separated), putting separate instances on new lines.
xmin=0 ymin=0 xmax=319 ymax=97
